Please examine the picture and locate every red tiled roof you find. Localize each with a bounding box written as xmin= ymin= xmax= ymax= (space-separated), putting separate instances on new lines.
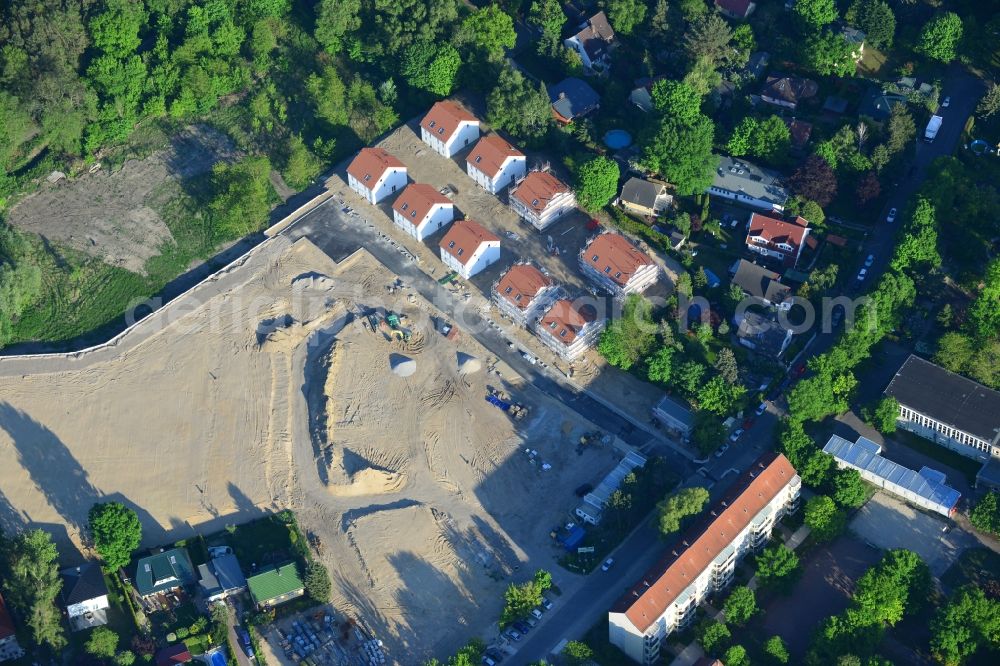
xmin=420 ymin=101 xmax=478 ymax=144
xmin=155 ymin=643 xmax=192 ymax=666
xmin=511 ymin=171 xmax=570 ymax=214
xmin=715 ymin=0 xmax=753 ymax=17
xmin=495 ymin=264 xmax=553 ymax=310
xmin=583 ymin=233 xmax=653 ymax=287
xmin=467 ymin=135 xmax=524 ymax=179
xmin=747 ymin=213 xmax=809 ymax=255
xmin=0 ymin=593 xmax=15 ymax=641
xmin=613 ymin=452 xmax=797 ymax=633
xmin=539 ymin=299 xmax=596 ymax=345
xmin=439 ymin=219 xmax=500 ymax=266
xmin=347 ymin=148 xmax=405 ymax=191
xmin=392 ymin=183 xmax=452 ymax=227
xmin=784 ymin=118 xmax=813 ymax=147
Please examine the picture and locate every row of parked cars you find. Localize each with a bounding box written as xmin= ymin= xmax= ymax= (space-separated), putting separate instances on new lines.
xmin=492 ymin=596 xmax=555 ymax=663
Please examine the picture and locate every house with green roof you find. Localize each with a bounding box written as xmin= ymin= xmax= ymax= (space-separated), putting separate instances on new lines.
xmin=246 ymin=562 xmax=304 ymax=609
xmin=133 ymin=548 xmax=196 ymax=598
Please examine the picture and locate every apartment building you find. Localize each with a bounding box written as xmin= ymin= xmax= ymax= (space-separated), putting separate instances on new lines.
xmin=609 ymin=453 xmax=800 ymax=664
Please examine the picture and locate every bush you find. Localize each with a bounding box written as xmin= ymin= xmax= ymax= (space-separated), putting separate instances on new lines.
xmin=304 ymin=561 xmax=332 ymax=601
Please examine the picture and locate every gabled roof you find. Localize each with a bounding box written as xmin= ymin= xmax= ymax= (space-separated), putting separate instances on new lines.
xmin=392 ymin=183 xmax=452 ymax=227
xmin=539 ymin=299 xmax=596 ymax=345
xmin=134 ymin=548 xmax=196 ymax=597
xmin=511 ymin=171 xmax=571 ymax=214
xmin=761 ymin=74 xmax=818 ymax=106
xmin=731 ymin=259 xmax=791 ymax=304
xmin=784 ymin=118 xmax=813 ymax=147
xmin=738 ymin=311 xmax=790 ymax=356
xmin=0 ymin=593 xmax=15 ymax=641
xmin=495 ymin=263 xmax=554 ymax=310
xmin=155 ymin=643 xmax=192 ymax=666
xmin=712 ymin=156 xmax=788 ymax=205
xmin=549 ymin=78 xmax=600 ymax=121
xmin=420 ymin=101 xmax=478 ymax=144
xmin=611 ymin=453 xmax=797 ymax=633
xmin=747 ymin=213 xmax=808 ymax=254
xmin=347 ymin=148 xmax=405 ymax=191
xmin=60 ymin=563 xmax=109 ymax=606
xmin=715 ymin=0 xmax=754 ymax=17
xmin=569 ymin=11 xmax=616 ymax=60
xmin=439 ymin=219 xmax=500 ymax=266
xmin=620 ymin=178 xmax=666 ymax=210
xmin=884 ymin=355 xmax=1000 ymax=443
xmin=467 ymin=135 xmax=524 ymax=179
xmin=198 ymin=553 xmax=247 ymax=596
xmin=247 ymin=562 xmax=304 ymax=605
xmin=582 ymin=232 xmax=653 ymax=287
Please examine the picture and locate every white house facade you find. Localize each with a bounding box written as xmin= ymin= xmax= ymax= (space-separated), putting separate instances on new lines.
xmin=535 ymin=299 xmax=604 ymax=361
xmin=579 ymin=232 xmax=659 ymax=298
xmin=419 ymin=101 xmax=480 ymax=158
xmin=392 ymin=183 xmax=455 ymax=241
xmin=492 ymin=263 xmax=559 ymax=328
xmin=466 ymin=135 xmax=526 ymax=194
xmin=509 ymin=171 xmax=577 ymax=231
xmin=439 ymin=219 xmax=501 ymax=279
xmin=609 ymin=453 xmax=800 ymax=664
xmin=347 ymin=147 xmax=408 ymax=204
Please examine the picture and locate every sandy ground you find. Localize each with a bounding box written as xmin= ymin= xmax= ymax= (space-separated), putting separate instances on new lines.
xmin=0 ymin=237 xmax=621 ymax=661
xmin=7 ymin=125 xmax=238 ymax=273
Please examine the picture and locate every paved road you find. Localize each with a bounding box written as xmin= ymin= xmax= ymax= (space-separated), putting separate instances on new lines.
xmin=282 ymin=201 xmax=692 ymax=470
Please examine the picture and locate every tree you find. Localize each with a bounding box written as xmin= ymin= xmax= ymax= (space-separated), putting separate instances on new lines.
xmin=501 ymin=577 xmax=545 ymax=625
xmin=853 ymin=549 xmax=931 ymax=627
xmin=757 ymin=544 xmax=800 ymax=592
xmin=700 ymin=621 xmax=731 ymax=655
xmin=646 ymin=346 xmax=675 ymax=384
xmin=605 ymin=0 xmax=646 ymax=36
xmin=650 ymin=80 xmax=702 ymax=126
xmin=402 ymin=41 xmax=462 ymax=96
xmin=1 ymin=529 xmax=66 ymax=650
xmin=208 ymin=157 xmax=275 ymax=239
xmin=968 ymin=259 xmax=1000 ymax=339
xmin=977 ymin=83 xmax=1000 ymax=120
xmin=697 ymin=376 xmax=746 ymax=415
xmin=935 ymin=331 xmax=975 ymax=373
xmin=598 ymin=294 xmax=655 ymax=370
xmin=846 ymin=0 xmax=895 ymax=48
xmin=487 ymin=67 xmax=551 ymax=140
xmin=675 ymin=359 xmax=705 ymax=396
xmin=931 ymin=587 xmax=1000 ymax=666
xmin=970 ymin=492 xmax=1000 ymax=535
xmin=459 ymin=4 xmax=516 ymax=60
xmin=88 ymin=0 xmax=145 ymax=60
xmin=533 ymin=569 xmax=553 ymax=592
xmin=643 ymin=114 xmax=717 ymax=195
xmin=803 ymin=30 xmax=857 ymax=77
xmin=714 ymin=348 xmax=739 ymax=385
xmin=723 ymin=586 xmax=757 ymax=625
xmin=764 ymin=635 xmax=790 ymax=664
xmin=575 ymin=156 xmax=620 ymax=212
xmin=281 ymin=135 xmax=323 ymax=190
xmin=88 ymin=502 xmax=142 ymax=572
xmin=691 ymin=413 xmax=727 ymax=456
xmin=855 ymin=171 xmax=881 ymax=206
xmin=886 ymin=103 xmax=915 ymax=155
xmin=794 ymin=0 xmax=838 ymax=31
xmin=872 ymin=396 xmax=898 ymax=433
xmin=650 ymin=0 xmax=669 ymax=38
xmin=727 ymin=117 xmax=756 ymax=157
xmin=752 ymin=115 xmax=793 ymax=162
xmin=562 ymin=640 xmax=594 ymax=665
xmin=314 ymin=0 xmax=361 ymax=54
xmin=832 ymin=468 xmax=867 ymax=509
xmin=657 ymin=487 xmax=709 ymax=535
xmin=529 ymin=0 xmax=565 ymax=53
xmin=723 ymin=645 xmax=749 ymax=666
xmin=790 ymin=155 xmax=838 ymax=207
xmin=86 ymin=627 xmax=120 ymax=659
xmin=804 ymin=495 xmax=846 ymax=542
xmin=683 ymin=14 xmax=735 ymax=68
xmin=305 ymin=561 xmax=331 ymax=601
xmin=114 ymin=650 xmax=136 ymax=666
xmin=306 ymin=66 xmax=349 ymax=126
xmin=918 ymin=13 xmax=963 ymax=63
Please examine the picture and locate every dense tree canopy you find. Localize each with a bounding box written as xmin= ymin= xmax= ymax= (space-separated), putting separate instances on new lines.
xmin=790 ymin=155 xmax=838 ymax=207
xmin=1 ymin=529 xmax=66 ymax=650
xmin=918 ymin=12 xmax=963 ymax=63
xmin=846 ymin=0 xmax=895 ymax=48
xmin=794 ymin=0 xmax=838 ymax=31
xmin=804 ymin=495 xmax=846 ymax=541
xmin=486 ymin=67 xmax=551 ymax=141
xmin=723 ymin=586 xmax=757 ymax=625
xmin=756 ymin=544 xmax=801 ymax=591
xmin=657 ymin=486 xmax=709 ymax=535
xmin=605 ymin=0 xmax=647 ymax=36
xmin=575 ymin=156 xmax=620 ymax=213
xmin=88 ymin=502 xmax=142 ymax=572
xmin=643 ymin=114 xmax=716 ymax=195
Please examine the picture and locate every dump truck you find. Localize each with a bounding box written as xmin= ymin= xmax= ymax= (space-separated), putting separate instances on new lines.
xmin=924 ymin=115 xmax=942 ymax=143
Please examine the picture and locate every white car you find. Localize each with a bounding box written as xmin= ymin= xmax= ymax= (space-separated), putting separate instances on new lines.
xmin=729 ymin=428 xmax=744 ymax=442
xmin=715 ymin=443 xmax=730 ymax=458
xmin=755 ymin=402 xmax=767 ymax=416
xmin=886 ymin=208 xmax=897 ymax=223
xmin=857 ymin=268 xmax=868 ymax=281
xmin=602 ymin=558 xmax=615 ymax=571
xmin=520 ymin=351 xmax=537 ymax=365
xmin=864 ymin=254 xmax=875 ymax=267
xmin=942 ymin=96 xmax=951 ymax=108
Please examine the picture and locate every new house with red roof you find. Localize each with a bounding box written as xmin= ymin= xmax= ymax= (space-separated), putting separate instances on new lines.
xmin=608 ymin=453 xmax=800 ymax=664
xmin=745 ymin=213 xmax=810 ymax=267
xmin=536 ymin=299 xmax=604 ymax=361
xmin=392 ymin=183 xmax=455 ymax=241
xmin=466 ymin=135 xmax=526 ymax=194
xmin=579 ymin=232 xmax=659 ymax=298
xmin=439 ymin=219 xmax=501 ymax=279
xmin=492 ymin=263 xmax=559 ymax=327
xmin=419 ymin=101 xmax=481 ymax=158
xmin=509 ymin=170 xmax=577 ymax=231
xmin=347 ymin=147 xmax=408 ymax=205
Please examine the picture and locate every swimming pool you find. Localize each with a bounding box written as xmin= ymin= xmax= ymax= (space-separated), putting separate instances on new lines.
xmin=603 ymin=129 xmax=633 ymax=149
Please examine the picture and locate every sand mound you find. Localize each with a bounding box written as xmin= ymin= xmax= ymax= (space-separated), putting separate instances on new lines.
xmin=327 ymin=467 xmax=407 ymax=497
xmin=292 ymin=272 xmax=337 ymax=291
xmin=390 ymin=353 xmax=416 ymax=377
xmin=456 ymin=352 xmax=481 ymax=376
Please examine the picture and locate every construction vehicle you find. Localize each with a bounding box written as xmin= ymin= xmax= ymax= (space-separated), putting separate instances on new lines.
xmin=485 ymin=386 xmax=529 ymax=420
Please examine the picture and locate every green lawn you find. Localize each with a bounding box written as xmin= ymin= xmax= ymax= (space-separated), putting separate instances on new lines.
xmin=223 ymin=512 xmax=310 ymax=570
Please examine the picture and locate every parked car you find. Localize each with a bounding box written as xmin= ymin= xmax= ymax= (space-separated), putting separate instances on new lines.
xmin=886 ymin=208 xmax=897 ymax=223
xmin=520 ymin=351 xmax=537 ymax=365
xmin=715 ymin=443 xmax=730 ymax=458
xmin=864 ymin=254 xmax=875 ymax=267
xmin=530 ymin=608 xmax=543 ymax=620
xmin=602 ymin=558 xmax=615 ymax=571
xmin=857 ymin=268 xmax=868 ymax=282
xmin=942 ymin=96 xmax=951 ymax=108
xmin=541 ymin=597 xmax=553 ymax=611
xmin=236 ymin=627 xmax=255 ymax=659
xmin=486 ymin=648 xmax=505 ymax=663
xmin=755 ymin=402 xmax=767 ymax=416
xmin=505 ymin=628 xmax=521 ymax=641
xmin=729 ymin=428 xmax=744 ymax=442
xmin=482 ymin=657 xmax=497 ymax=666
xmin=513 ymin=620 xmax=531 ymax=634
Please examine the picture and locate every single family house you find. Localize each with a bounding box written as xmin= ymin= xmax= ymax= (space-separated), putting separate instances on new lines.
xmin=466 ymin=135 xmax=526 ymax=194
xmin=134 ymin=547 xmax=196 ymax=600
xmin=60 ymin=563 xmax=110 ymax=631
xmin=347 ymin=147 xmax=407 ymax=204
xmin=619 ymin=177 xmax=671 ymax=218
xmin=419 ymin=100 xmax=480 ymax=157
xmin=439 ymin=219 xmax=501 ymax=279
xmin=745 ymin=213 xmax=810 ymax=267
xmin=197 ymin=550 xmax=247 ymax=603
xmin=392 ymin=183 xmax=455 ymax=241
xmin=708 ymin=156 xmax=789 ymax=212
xmin=730 ymin=259 xmax=792 ymax=309
xmin=564 ymin=12 xmax=616 ymax=73
xmin=579 ymin=232 xmax=659 ymax=298
xmin=492 ymin=263 xmax=559 ymax=327
xmin=536 ymin=299 xmax=604 ymax=361
xmin=549 ymin=77 xmax=601 ymax=124
xmin=0 ymin=594 xmax=24 ymax=663
xmin=509 ymin=170 xmax=576 ymax=231
xmin=715 ymin=0 xmax=756 ymax=19
xmin=760 ymin=74 xmax=818 ymax=110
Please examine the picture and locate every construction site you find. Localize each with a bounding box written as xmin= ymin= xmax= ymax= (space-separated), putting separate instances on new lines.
xmin=0 ymin=234 xmax=622 ymax=662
